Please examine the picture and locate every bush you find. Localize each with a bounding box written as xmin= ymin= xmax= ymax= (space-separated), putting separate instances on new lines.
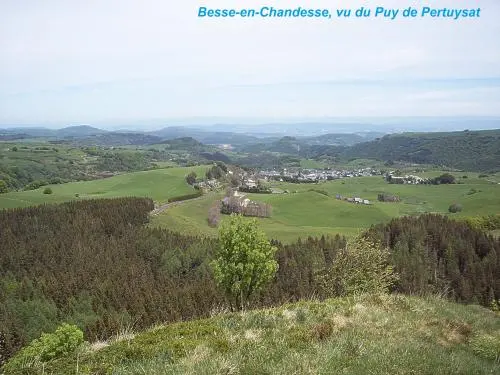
xmin=24 ymin=180 xmax=48 ymax=191
xmin=167 ymin=191 xmax=202 ymax=203
xmin=43 ymin=187 xmax=53 ymax=194
xmin=185 ymin=172 xmax=197 ymax=185
xmin=432 ymin=173 xmax=456 ymax=185
xmin=449 ymin=203 xmax=463 ymax=213
xmin=308 ymin=189 xmax=329 ymax=196
xmin=316 ymin=236 xmax=398 ymax=297
xmin=3 ymin=323 xmax=84 ymax=371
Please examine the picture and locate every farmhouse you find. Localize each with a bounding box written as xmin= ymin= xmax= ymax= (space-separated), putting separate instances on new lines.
xmin=337 ymin=194 xmax=371 ymax=205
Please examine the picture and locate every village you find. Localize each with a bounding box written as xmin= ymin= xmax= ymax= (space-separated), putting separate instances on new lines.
xmin=255 ymin=167 xmax=382 ymax=183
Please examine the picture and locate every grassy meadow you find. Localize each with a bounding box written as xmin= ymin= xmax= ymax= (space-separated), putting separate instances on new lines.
xmin=8 ymin=294 xmax=499 ymax=375
xmin=1 ymin=164 xmax=499 ymax=242
xmin=152 ymin=172 xmax=500 ymax=243
xmin=0 ymin=166 xmax=205 ymax=209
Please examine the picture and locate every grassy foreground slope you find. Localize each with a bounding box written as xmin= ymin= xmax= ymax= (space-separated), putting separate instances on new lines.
xmin=7 ymin=294 xmax=499 ymax=375
xmin=0 ymin=166 xmax=204 ymax=208
xmin=152 ymin=174 xmax=500 ymax=242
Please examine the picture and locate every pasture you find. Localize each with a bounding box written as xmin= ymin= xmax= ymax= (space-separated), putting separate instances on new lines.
xmin=0 ymin=166 xmax=205 ymax=209
xmin=151 ymin=173 xmax=500 ymax=243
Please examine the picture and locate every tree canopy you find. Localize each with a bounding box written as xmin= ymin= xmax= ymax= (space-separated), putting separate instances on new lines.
xmin=211 ymin=214 xmax=278 ymax=310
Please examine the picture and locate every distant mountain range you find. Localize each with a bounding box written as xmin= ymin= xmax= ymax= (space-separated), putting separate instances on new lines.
xmin=0 ymin=125 xmax=383 ymax=147
xmin=1 ymin=125 xmax=500 ymax=171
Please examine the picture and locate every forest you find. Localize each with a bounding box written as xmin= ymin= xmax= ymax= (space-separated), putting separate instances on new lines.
xmin=1 ymin=198 xmax=499 ymax=364
xmin=238 ymin=129 xmax=500 ymax=172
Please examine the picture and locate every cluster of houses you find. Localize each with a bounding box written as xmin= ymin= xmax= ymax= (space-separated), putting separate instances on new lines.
xmin=222 ymin=190 xmax=251 ymax=208
xmin=194 ymin=179 xmax=221 ymax=191
xmin=221 ymin=190 xmax=272 ymax=217
xmin=257 ymin=167 xmax=382 ymax=183
xmin=385 ymin=172 xmax=428 ymax=185
xmin=335 ymin=194 xmax=371 ymax=205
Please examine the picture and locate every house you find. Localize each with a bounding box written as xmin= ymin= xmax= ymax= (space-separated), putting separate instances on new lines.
xmin=245 ymin=179 xmax=257 ymax=188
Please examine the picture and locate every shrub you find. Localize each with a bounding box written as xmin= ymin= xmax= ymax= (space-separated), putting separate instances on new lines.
xmin=43 ymin=187 xmax=53 ymax=194
xmin=185 ymin=172 xmax=197 ymax=185
xmin=24 ymin=180 xmax=48 ymax=191
xmin=432 ymin=173 xmax=456 ymax=185
xmin=167 ymin=191 xmax=202 ymax=203
xmin=0 ymin=180 xmax=8 ymax=194
xmin=3 ymin=323 xmax=84 ymax=371
xmin=448 ymin=203 xmax=463 ymax=213
xmin=307 ymin=189 xmax=329 ymax=196
xmin=316 ymin=236 xmax=398 ymax=297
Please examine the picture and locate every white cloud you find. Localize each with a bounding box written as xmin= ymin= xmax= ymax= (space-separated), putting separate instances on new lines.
xmin=0 ymin=0 xmax=499 ymax=123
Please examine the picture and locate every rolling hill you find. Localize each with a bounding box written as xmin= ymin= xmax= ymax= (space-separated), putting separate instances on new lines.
xmin=336 ymin=129 xmax=500 ymax=171
xmin=0 ymin=166 xmax=204 ymax=208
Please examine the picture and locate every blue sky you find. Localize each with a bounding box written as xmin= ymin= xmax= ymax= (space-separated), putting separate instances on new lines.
xmin=1 ymin=0 xmax=499 ymax=125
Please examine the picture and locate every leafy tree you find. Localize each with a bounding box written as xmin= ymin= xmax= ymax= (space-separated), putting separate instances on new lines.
xmin=185 ymin=171 xmax=197 ymax=185
xmin=433 ymin=173 xmax=456 ymax=185
xmin=43 ymin=187 xmax=53 ymax=194
xmin=216 ymin=161 xmax=228 ymax=173
xmin=206 ymin=165 xmax=225 ymax=180
xmin=317 ymin=236 xmax=398 ymax=297
xmin=449 ymin=203 xmax=463 ymax=213
xmin=211 ymin=214 xmax=278 ymax=310
xmin=0 ymin=180 xmax=8 ymax=193
xmin=11 ymin=146 xmax=18 ymax=152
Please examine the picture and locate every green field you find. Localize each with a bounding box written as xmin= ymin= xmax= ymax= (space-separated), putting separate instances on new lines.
xmin=7 ymin=294 xmax=499 ymax=375
xmin=0 ymin=166 xmax=204 ymax=209
xmin=2 ymin=166 xmax=499 ymax=242
xmin=152 ymin=173 xmax=500 ymax=243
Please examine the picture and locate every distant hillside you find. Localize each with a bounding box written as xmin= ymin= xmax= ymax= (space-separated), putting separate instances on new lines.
xmin=302 ymin=129 xmax=500 ymax=172
xmin=149 ymin=127 xmax=260 ymax=145
xmin=67 ymin=132 xmax=161 ymax=146
xmin=342 ymin=129 xmax=500 ymax=171
xmin=55 ymin=125 xmax=107 ymax=137
xmin=240 ymin=133 xmax=383 ymax=154
xmin=301 ymin=132 xmax=383 ymax=146
xmin=159 ymin=136 xmax=204 ymax=149
xmin=0 ymin=126 xmax=107 ymax=139
xmin=240 ymin=136 xmax=303 ymax=154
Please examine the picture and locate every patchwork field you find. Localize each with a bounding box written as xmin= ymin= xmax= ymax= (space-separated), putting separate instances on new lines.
xmin=0 ymin=166 xmax=205 ymax=209
xmin=151 ymin=173 xmax=500 ymax=243
xmin=1 ymin=166 xmax=499 ymax=243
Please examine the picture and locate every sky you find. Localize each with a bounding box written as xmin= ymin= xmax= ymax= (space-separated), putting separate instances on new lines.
xmin=1 ymin=0 xmax=500 ymax=126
